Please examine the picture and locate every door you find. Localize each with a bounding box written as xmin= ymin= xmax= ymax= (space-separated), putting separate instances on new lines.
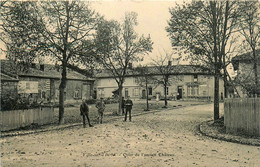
xmin=125 ymin=88 xmax=129 ymax=98
xmin=142 ymin=89 xmax=146 ymax=99
xmin=177 ymin=86 xmax=182 ymax=100
xmin=82 ymin=84 xmax=90 ymax=99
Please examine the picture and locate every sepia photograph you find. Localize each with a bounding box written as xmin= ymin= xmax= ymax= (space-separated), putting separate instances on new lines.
xmin=0 ymin=0 xmax=260 ymax=166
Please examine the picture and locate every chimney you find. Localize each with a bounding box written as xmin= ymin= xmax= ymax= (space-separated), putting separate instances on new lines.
xmin=40 ymin=64 xmax=44 ymax=71
xmin=168 ymin=61 xmax=172 ymax=66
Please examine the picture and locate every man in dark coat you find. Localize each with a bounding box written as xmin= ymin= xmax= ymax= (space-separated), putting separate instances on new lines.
xmin=124 ymin=96 xmax=133 ymax=121
xmin=80 ymin=99 xmax=93 ymax=128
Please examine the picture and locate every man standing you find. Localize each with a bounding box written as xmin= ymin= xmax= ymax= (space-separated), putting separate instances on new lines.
xmin=95 ymin=97 xmax=106 ymax=124
xmin=124 ymin=96 xmax=133 ymax=122
xmin=121 ymin=97 xmax=125 ymax=115
xmin=80 ymin=99 xmax=93 ymax=128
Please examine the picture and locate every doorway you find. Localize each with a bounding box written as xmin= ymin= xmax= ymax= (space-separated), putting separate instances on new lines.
xmin=125 ymin=88 xmax=129 ymax=98
xmin=142 ymin=89 xmax=146 ymax=99
xmin=177 ymin=86 xmax=182 ymax=100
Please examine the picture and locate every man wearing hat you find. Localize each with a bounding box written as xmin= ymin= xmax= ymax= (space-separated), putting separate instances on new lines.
xmin=124 ymin=96 xmax=133 ymax=121
xmin=80 ymin=99 xmax=93 ymax=128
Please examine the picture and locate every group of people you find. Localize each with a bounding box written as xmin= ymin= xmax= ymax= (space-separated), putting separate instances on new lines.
xmin=80 ymin=96 xmax=133 ymax=128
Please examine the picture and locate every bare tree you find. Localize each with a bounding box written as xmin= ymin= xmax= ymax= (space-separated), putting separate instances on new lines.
xmin=95 ymin=12 xmax=153 ymax=115
xmin=151 ymin=50 xmax=181 ymax=108
xmin=39 ymin=1 xmax=101 ymax=124
xmin=1 ymin=1 xmax=101 ymax=124
xmin=166 ymin=0 xmax=240 ymax=120
xmin=238 ymin=1 xmax=260 ymax=96
xmin=135 ymin=65 xmax=157 ymax=111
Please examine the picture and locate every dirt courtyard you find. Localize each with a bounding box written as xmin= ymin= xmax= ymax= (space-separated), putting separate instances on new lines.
xmin=1 ymin=104 xmax=260 ymax=167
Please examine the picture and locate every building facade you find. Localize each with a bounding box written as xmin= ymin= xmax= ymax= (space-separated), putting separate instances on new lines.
xmin=1 ymin=73 xmax=19 ymax=101
xmin=1 ymin=60 xmax=94 ymax=105
xmin=232 ymin=49 xmax=260 ymax=97
xmin=95 ymin=65 xmax=224 ymax=101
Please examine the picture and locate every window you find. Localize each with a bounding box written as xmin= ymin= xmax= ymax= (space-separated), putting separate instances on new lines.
xmin=26 ymin=83 xmax=30 ymax=89
xmin=148 ymin=87 xmax=152 ymax=95
xmin=38 ymin=89 xmax=42 ymax=98
xmin=134 ymin=88 xmax=139 ymax=96
xmin=134 ymin=77 xmax=139 ymax=84
xmin=188 ymin=86 xmax=192 ymax=96
xmin=125 ymin=88 xmax=129 ymax=97
xmin=74 ymin=90 xmax=79 ymax=98
xmin=194 ymin=75 xmax=198 ymax=82
xmin=164 ymin=87 xmax=169 ymax=95
xmin=99 ymin=88 xmax=104 ymax=98
xmin=203 ymin=91 xmax=207 ymax=96
xmin=179 ymin=75 xmax=184 ymax=81
xmin=42 ymin=91 xmax=46 ymax=99
xmin=187 ymin=85 xmax=199 ymax=96
xmin=55 ymin=89 xmax=59 ymax=99
xmin=194 ymin=86 xmax=198 ymax=96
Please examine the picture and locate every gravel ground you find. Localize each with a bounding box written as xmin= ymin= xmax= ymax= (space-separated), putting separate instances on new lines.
xmin=1 ymin=103 xmax=260 ymax=167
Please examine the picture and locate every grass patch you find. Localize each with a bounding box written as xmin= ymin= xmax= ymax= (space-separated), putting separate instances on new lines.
xmin=54 ymin=100 xmax=208 ymax=125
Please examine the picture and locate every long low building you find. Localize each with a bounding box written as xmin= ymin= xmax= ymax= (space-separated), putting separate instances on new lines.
xmin=94 ymin=65 xmax=224 ymax=101
xmin=1 ymin=60 xmax=94 ymax=107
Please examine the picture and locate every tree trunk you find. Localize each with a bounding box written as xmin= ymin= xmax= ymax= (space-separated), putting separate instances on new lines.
xmin=58 ymin=2 xmax=69 ymax=125
xmin=145 ymin=77 xmax=149 ymax=111
xmin=222 ymin=1 xmax=229 ymax=99
xmin=224 ymin=69 xmax=228 ymax=98
xmin=117 ymin=84 xmax=123 ymax=115
xmin=164 ymin=84 xmax=168 ymax=107
xmin=59 ymin=60 xmax=67 ymax=125
xmin=223 ymin=57 xmax=228 ymax=98
xmin=253 ymin=48 xmax=258 ymax=96
xmin=211 ymin=1 xmax=220 ymax=121
xmin=214 ymin=72 xmax=220 ymax=120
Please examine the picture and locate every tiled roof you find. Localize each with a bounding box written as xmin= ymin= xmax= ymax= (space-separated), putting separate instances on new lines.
xmin=95 ymin=65 xmax=213 ymax=78
xmin=1 ymin=73 xmax=19 ymax=81
xmin=1 ymin=60 xmax=93 ymax=81
xmin=232 ymin=49 xmax=260 ymax=61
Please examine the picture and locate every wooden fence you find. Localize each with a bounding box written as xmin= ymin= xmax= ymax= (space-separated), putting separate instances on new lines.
xmin=0 ymin=105 xmax=54 ymax=131
xmin=224 ymin=98 xmax=260 ymax=136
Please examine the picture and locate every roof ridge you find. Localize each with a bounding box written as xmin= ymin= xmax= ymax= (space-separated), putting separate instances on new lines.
xmin=1 ymin=60 xmax=92 ymax=81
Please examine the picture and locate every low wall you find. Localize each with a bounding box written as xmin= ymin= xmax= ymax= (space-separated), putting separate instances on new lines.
xmin=0 ymin=105 xmax=54 ymax=131
xmin=224 ymin=98 xmax=260 ymax=136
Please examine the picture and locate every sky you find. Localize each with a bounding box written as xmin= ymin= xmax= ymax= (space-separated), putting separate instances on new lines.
xmin=0 ymin=0 xmax=183 ymax=65
xmin=91 ymin=0 xmax=179 ymax=64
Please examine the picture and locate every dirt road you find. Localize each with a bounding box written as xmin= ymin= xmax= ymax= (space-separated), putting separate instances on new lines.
xmin=1 ymin=104 xmax=260 ymax=167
